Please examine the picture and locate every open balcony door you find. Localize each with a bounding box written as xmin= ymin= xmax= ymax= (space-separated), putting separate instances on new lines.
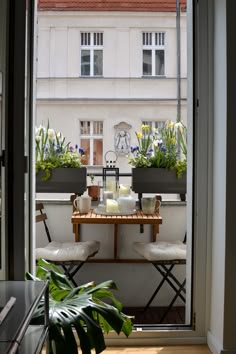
xmin=0 ymin=0 xmax=36 ymax=280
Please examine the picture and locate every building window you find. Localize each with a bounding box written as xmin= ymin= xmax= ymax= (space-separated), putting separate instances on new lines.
xmin=80 ymin=32 xmax=103 ymax=76
xmin=142 ymin=120 xmax=166 ymax=137
xmin=142 ymin=32 xmax=165 ymax=76
xmin=80 ymin=121 xmax=103 ymax=165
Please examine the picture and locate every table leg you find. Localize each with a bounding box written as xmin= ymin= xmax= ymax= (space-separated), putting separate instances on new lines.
xmin=152 ymin=224 xmax=159 ymax=242
xmin=75 ymin=224 xmax=80 ymax=242
xmin=114 ymin=224 xmax=118 ymax=259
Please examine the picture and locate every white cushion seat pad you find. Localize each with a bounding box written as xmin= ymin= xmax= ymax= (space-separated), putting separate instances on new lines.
xmin=36 ymin=240 xmax=100 ymax=262
xmin=133 ymin=241 xmax=186 ymax=261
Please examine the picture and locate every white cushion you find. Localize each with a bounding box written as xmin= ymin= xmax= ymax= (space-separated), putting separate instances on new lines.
xmin=36 ymin=240 xmax=100 ymax=262
xmin=133 ymin=241 xmax=186 ymax=261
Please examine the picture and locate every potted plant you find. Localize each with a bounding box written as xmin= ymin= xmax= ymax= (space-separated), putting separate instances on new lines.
xmin=35 ymin=122 xmax=87 ymax=193
xmin=26 ymin=259 xmax=133 ymax=354
xmin=128 ymin=121 xmax=187 ymax=195
xmin=87 ymin=174 xmax=100 ymax=201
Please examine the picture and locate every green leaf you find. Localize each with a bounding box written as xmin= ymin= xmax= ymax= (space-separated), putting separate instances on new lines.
xmin=27 ymin=259 xmax=133 ymax=354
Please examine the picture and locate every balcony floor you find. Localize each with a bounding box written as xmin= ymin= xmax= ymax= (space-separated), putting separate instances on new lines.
xmin=123 ymin=306 xmax=185 ymax=325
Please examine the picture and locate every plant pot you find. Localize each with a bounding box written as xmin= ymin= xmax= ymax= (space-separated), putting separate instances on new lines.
xmin=87 ymin=185 xmax=100 ymax=201
xmin=36 ymin=167 xmax=87 ymax=193
xmin=132 ymin=168 xmax=186 ymax=194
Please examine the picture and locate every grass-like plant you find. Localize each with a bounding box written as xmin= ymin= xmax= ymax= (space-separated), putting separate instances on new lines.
xmin=128 ymin=121 xmax=187 ymax=178
xmin=35 ymin=122 xmax=84 ymax=181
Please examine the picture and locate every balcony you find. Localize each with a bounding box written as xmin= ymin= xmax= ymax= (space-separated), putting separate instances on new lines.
xmin=36 ymin=171 xmax=187 ymax=326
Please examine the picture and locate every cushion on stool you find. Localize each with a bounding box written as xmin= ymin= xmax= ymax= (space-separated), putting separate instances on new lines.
xmin=36 ymin=240 xmax=100 ymax=262
xmin=133 ymin=241 xmax=186 ymax=261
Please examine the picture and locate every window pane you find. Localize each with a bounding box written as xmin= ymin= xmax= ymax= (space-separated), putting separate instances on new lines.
xmin=94 ymin=50 xmax=103 ymax=76
xmin=80 ymin=138 xmax=90 ymax=165
xmin=93 ymin=139 xmax=103 ymax=165
xmin=80 ymin=121 xmax=90 ymax=135
xmin=81 ymin=50 xmax=90 ymax=76
xmin=93 ymin=121 xmax=103 ymax=135
xmin=143 ymin=50 xmax=152 ymax=75
xmin=155 ymin=50 xmax=165 ymax=75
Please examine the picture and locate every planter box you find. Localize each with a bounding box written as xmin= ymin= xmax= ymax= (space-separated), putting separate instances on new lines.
xmin=132 ymin=168 xmax=186 ymax=194
xmin=36 ymin=167 xmax=87 ymax=194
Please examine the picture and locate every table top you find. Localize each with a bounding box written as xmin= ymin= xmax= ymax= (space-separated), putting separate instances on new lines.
xmin=71 ymin=209 xmax=162 ymax=225
xmin=0 ymin=281 xmax=47 ymax=343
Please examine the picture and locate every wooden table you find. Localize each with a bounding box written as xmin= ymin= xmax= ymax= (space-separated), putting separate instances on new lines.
xmin=71 ymin=209 xmax=162 ymax=261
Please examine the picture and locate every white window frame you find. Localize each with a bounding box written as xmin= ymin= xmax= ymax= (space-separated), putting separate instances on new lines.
xmin=80 ymin=32 xmax=103 ymax=77
xmin=142 ymin=31 xmax=165 ymax=76
xmin=106 ymin=0 xmax=213 ymax=344
xmin=80 ymin=120 xmax=103 ymax=166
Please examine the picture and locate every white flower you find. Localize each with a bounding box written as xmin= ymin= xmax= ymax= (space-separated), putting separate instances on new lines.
xmin=57 ymin=132 xmax=63 ymax=141
xmin=35 ymin=135 xmax=41 ymax=143
xmin=35 ymin=125 xmax=45 ymax=136
xmin=48 ymin=128 xmax=55 ymax=140
xmin=175 ymin=122 xmax=184 ymax=132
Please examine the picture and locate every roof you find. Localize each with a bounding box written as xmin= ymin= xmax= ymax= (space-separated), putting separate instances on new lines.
xmin=37 ymin=0 xmax=187 ymax=12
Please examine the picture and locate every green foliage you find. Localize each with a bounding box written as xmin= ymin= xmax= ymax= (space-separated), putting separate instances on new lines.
xmin=26 ymin=259 xmax=133 ymax=354
xmin=35 ymin=121 xmax=84 ymax=180
xmin=128 ymin=121 xmax=187 ymax=178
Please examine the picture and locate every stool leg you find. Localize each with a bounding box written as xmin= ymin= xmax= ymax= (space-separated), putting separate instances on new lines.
xmin=144 ymin=264 xmax=175 ymax=311
xmin=157 ymin=265 xmax=186 ymax=303
xmin=159 ymin=279 xmax=186 ymax=323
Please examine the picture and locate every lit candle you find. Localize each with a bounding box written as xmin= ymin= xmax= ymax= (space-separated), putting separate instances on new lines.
xmin=106 ymin=199 xmax=120 ymax=213
xmin=119 ymin=184 xmax=130 ymax=196
xmin=106 ymin=181 xmax=118 ymax=198
xmin=103 ymin=191 xmax=113 ymax=203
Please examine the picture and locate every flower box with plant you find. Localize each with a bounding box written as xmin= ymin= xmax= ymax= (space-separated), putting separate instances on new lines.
xmin=35 ymin=122 xmax=87 ymax=193
xmin=129 ymin=121 xmax=187 ymax=194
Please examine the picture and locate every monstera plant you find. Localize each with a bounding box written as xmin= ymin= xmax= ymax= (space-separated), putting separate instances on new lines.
xmin=26 ymin=259 xmax=133 ymax=354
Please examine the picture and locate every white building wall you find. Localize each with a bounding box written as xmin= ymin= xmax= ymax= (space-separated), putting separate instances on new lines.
xmin=36 ymin=11 xmax=187 ymax=176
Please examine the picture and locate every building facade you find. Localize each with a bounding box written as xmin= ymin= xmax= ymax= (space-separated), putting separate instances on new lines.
xmin=36 ymin=0 xmax=187 ymax=173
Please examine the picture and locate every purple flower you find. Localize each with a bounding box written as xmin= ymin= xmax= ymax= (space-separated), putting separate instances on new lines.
xmin=79 ymin=148 xmax=84 ymax=155
xmin=131 ymin=146 xmax=139 ymax=153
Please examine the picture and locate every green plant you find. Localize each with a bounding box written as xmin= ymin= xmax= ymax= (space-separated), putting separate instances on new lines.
xmin=35 ymin=122 xmax=84 ymax=181
xmin=128 ymin=121 xmax=187 ymax=178
xmin=88 ymin=174 xmax=95 ymax=185
xmin=26 ymin=259 xmax=133 ymax=354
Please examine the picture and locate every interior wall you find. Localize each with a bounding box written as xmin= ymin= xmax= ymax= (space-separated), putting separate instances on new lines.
xmin=224 ymin=0 xmax=236 ymax=350
xmin=208 ymin=0 xmax=236 ymax=353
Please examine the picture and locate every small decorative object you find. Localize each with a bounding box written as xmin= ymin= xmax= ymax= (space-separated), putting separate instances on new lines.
xmin=104 ymin=150 xmax=118 ymax=168
xmin=103 ymin=164 xmax=119 ymax=199
xmin=114 ymin=121 xmax=132 ymax=155
xmin=87 ymin=174 xmax=100 ymax=201
xmin=117 ymin=195 xmax=136 ymax=213
xmin=119 ymin=184 xmax=131 ymax=196
xmin=106 ymin=199 xmax=119 ymax=213
xmin=35 ymin=122 xmax=86 ymax=193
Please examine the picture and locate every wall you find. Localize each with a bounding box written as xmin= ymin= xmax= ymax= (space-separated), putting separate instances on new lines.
xmin=208 ymin=0 xmax=236 ymax=353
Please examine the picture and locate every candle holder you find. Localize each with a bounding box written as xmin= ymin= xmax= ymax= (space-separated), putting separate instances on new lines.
xmin=103 ymin=167 xmax=119 ymax=200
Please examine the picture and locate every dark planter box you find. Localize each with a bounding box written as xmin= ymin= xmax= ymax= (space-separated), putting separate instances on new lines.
xmin=36 ymin=167 xmax=87 ymax=194
xmin=132 ymin=168 xmax=186 ymax=194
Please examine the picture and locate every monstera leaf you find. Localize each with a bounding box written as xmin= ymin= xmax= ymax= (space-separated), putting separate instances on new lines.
xmin=26 ymin=259 xmax=133 ymax=354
